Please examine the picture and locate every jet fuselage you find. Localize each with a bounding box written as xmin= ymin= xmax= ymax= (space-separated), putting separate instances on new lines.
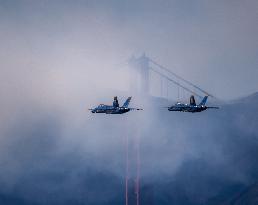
xmin=168 ymin=103 xmax=207 ymax=113
xmin=91 ymin=105 xmax=131 ymax=114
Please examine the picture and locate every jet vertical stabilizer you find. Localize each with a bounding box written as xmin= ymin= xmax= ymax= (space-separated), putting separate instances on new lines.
xmin=190 ymin=95 xmax=196 ymax=106
xmin=113 ymin=96 xmax=119 ymax=107
xmin=199 ymin=96 xmax=208 ymax=106
xmin=122 ymin=97 xmax=132 ymax=108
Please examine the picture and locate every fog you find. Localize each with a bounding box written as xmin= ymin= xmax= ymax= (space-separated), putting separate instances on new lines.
xmin=0 ymin=0 xmax=258 ymax=204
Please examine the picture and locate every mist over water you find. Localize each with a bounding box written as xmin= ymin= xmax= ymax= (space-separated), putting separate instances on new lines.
xmin=1 ymin=89 xmax=258 ymax=204
xmin=1 ymin=0 xmax=258 ymax=204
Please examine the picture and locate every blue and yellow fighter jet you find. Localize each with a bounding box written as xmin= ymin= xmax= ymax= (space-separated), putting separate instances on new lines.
xmin=89 ymin=96 xmax=142 ymax=114
xmin=167 ymin=95 xmax=219 ymax=113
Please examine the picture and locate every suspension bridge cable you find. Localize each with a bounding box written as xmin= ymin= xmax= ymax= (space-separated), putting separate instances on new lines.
xmin=149 ymin=59 xmax=213 ymax=97
xmin=150 ymin=67 xmax=202 ymax=98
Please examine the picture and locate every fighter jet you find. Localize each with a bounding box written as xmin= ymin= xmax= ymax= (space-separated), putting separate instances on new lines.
xmin=89 ymin=96 xmax=142 ymax=114
xmin=167 ymin=95 xmax=219 ymax=113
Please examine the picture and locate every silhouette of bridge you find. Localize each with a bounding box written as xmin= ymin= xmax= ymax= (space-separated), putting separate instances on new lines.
xmin=127 ymin=54 xmax=213 ymax=100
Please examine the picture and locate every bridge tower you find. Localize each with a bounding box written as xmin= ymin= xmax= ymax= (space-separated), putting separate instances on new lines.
xmin=127 ymin=53 xmax=213 ymax=100
xmin=128 ymin=54 xmax=150 ymax=95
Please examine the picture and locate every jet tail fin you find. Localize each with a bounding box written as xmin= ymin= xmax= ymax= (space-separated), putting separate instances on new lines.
xmin=190 ymin=95 xmax=196 ymax=106
xmin=113 ymin=96 xmax=119 ymax=107
xmin=199 ymin=96 xmax=208 ymax=106
xmin=122 ymin=97 xmax=132 ymax=108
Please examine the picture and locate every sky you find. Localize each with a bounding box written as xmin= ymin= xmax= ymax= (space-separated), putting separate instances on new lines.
xmin=0 ymin=0 xmax=258 ymax=101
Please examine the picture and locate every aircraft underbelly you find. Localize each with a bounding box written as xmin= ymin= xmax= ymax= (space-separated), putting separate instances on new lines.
xmin=96 ymin=110 xmax=106 ymax=113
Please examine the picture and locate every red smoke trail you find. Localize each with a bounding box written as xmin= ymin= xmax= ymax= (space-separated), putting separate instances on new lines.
xmin=135 ymin=128 xmax=140 ymax=205
xmin=125 ymin=121 xmax=141 ymax=205
xmin=125 ymin=130 xmax=129 ymax=205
